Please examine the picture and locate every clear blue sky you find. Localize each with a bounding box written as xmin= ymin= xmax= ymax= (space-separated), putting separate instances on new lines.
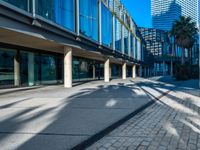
xmin=121 ymin=0 xmax=152 ymax=28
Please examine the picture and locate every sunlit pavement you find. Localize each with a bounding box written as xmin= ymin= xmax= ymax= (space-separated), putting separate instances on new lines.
xmin=87 ymin=78 xmax=200 ymax=150
xmin=0 ymin=77 xmax=199 ymax=150
xmin=0 ymin=78 xmax=155 ymax=150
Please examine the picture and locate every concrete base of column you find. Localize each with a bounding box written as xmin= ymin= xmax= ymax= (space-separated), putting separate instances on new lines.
xmin=132 ymin=65 xmax=136 ymax=78
xmin=14 ymin=50 xmax=20 ymax=86
xmin=122 ymin=63 xmax=127 ymax=80
xmin=28 ymin=52 xmax=35 ymax=86
xmin=93 ymin=65 xmax=96 ymax=79
xmin=104 ymin=58 xmax=110 ymax=82
xmin=64 ymin=47 xmax=72 ymax=88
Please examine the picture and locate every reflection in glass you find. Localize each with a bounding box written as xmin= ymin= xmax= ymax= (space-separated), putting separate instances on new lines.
xmin=79 ymin=0 xmax=98 ymax=41
xmin=102 ymin=3 xmax=112 ymax=47
xmin=115 ymin=18 xmax=122 ymax=52
xmin=37 ymin=0 xmax=75 ymax=31
xmin=0 ymin=48 xmax=15 ymax=86
xmin=3 ymin=0 xmax=30 ymax=12
xmin=130 ymin=34 xmax=134 ymax=57
xmin=135 ymin=38 xmax=138 ymax=59
xmin=124 ymin=27 xmax=129 ymax=55
xmin=41 ymin=54 xmax=57 ymax=84
xmin=111 ymin=64 xmax=121 ymax=78
xmin=73 ymin=57 xmax=103 ymax=81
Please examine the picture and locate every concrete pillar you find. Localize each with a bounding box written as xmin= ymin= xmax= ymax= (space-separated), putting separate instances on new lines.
xmin=28 ymin=52 xmax=35 ymax=86
xmin=93 ymin=65 xmax=96 ymax=79
xmin=171 ymin=61 xmax=173 ymax=76
xmin=132 ymin=64 xmax=136 ymax=78
xmin=14 ymin=50 xmax=20 ymax=86
xmin=122 ymin=63 xmax=127 ymax=80
xmin=64 ymin=47 xmax=72 ymax=88
xmin=109 ymin=66 xmax=112 ymax=79
xmin=104 ymin=58 xmax=110 ymax=82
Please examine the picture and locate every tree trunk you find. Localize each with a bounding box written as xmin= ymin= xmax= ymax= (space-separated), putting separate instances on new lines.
xmin=190 ymin=47 xmax=192 ymax=65
xmin=181 ymin=47 xmax=185 ymax=65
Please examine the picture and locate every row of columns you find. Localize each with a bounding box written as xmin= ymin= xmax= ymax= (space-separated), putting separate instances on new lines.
xmin=64 ymin=47 xmax=137 ymax=88
xmin=14 ymin=47 xmax=138 ymax=88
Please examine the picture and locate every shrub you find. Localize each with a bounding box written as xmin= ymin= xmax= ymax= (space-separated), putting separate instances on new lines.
xmin=174 ymin=64 xmax=199 ymax=80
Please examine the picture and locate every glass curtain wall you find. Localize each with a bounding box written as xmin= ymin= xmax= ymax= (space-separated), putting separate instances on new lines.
xmin=20 ymin=51 xmax=63 ymax=86
xmin=111 ymin=64 xmax=121 ymax=78
xmin=124 ymin=28 xmax=129 ymax=55
xmin=127 ymin=66 xmax=132 ymax=77
xmin=79 ymin=0 xmax=98 ymax=41
xmin=115 ymin=18 xmax=122 ymax=52
xmin=0 ymin=48 xmax=15 ymax=86
xmin=36 ymin=0 xmax=75 ymax=31
xmin=135 ymin=38 xmax=138 ymax=59
xmin=72 ymin=57 xmax=103 ymax=82
xmin=101 ymin=3 xmax=112 ymax=47
xmin=130 ymin=34 xmax=134 ymax=57
xmin=3 ymin=0 xmax=31 ymax=12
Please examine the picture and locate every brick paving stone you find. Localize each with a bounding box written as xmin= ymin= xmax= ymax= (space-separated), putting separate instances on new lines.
xmin=87 ymin=80 xmax=200 ymax=150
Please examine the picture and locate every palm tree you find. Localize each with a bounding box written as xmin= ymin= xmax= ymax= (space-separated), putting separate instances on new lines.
xmin=171 ymin=16 xmax=198 ymax=64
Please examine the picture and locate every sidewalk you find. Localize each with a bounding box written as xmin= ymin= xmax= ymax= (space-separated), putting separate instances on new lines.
xmin=87 ymin=78 xmax=200 ymax=150
xmin=0 ymin=78 xmax=158 ymax=150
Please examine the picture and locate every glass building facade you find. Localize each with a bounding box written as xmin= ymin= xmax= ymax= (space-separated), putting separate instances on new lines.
xmin=37 ymin=0 xmax=75 ymax=31
xmin=2 ymin=0 xmax=143 ymax=59
xmin=0 ymin=0 xmax=148 ymax=87
xmin=0 ymin=47 xmax=129 ymax=87
xmin=79 ymin=0 xmax=98 ymax=41
xmin=102 ymin=3 xmax=112 ymax=47
xmin=151 ymin=0 xmax=199 ymax=31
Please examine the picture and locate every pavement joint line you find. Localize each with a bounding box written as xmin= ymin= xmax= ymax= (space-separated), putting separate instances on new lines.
xmin=71 ymin=80 xmax=177 ymax=150
xmin=0 ymin=131 xmax=90 ymax=137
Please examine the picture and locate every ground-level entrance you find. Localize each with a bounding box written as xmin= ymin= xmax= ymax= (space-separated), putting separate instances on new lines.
xmin=0 ymin=46 xmax=139 ymax=88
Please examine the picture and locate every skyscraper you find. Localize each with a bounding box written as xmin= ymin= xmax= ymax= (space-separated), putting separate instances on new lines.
xmin=151 ymin=0 xmax=199 ymax=31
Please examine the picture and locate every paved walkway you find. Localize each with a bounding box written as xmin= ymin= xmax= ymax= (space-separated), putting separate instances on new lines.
xmin=0 ymin=78 xmax=155 ymax=150
xmin=87 ymin=78 xmax=200 ymax=150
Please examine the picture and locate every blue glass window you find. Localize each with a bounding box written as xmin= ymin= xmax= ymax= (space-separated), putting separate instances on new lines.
xmin=37 ymin=0 xmax=75 ymax=31
xmin=124 ymin=27 xmax=129 ymax=55
xmin=0 ymin=48 xmax=15 ymax=86
xmin=115 ymin=18 xmax=122 ymax=52
xmin=3 ymin=0 xmax=30 ymax=11
xmin=79 ymin=0 xmax=98 ymax=41
xmin=130 ymin=34 xmax=134 ymax=57
xmin=135 ymin=38 xmax=138 ymax=59
xmin=101 ymin=3 xmax=112 ymax=47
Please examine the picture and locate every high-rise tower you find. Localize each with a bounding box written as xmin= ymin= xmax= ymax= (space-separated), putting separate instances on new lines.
xmin=151 ymin=0 xmax=199 ymax=31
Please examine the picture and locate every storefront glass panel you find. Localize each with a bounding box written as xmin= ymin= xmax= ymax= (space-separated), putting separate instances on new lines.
xmin=0 ymin=48 xmax=15 ymax=86
xmin=111 ymin=64 xmax=121 ymax=78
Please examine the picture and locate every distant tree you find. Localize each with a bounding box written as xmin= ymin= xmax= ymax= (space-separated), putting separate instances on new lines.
xmin=171 ymin=16 xmax=198 ymax=64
